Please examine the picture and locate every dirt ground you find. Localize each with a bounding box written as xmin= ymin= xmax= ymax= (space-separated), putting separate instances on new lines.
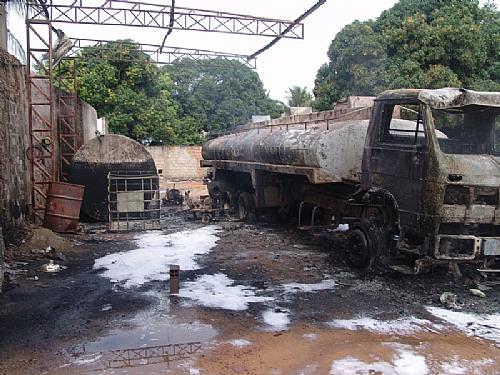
xmin=0 ymin=212 xmax=499 ymax=374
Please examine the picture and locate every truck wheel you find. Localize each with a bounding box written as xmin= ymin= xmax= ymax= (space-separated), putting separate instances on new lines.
xmin=237 ymin=192 xmax=256 ymax=223
xmin=347 ymin=220 xmax=385 ymax=269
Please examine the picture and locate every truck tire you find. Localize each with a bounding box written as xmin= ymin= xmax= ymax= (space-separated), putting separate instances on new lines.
xmin=237 ymin=192 xmax=256 ymax=223
xmin=347 ymin=220 xmax=386 ymax=269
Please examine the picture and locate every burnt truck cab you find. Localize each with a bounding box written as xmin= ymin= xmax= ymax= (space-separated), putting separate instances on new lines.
xmin=360 ymin=88 xmax=500 ymax=266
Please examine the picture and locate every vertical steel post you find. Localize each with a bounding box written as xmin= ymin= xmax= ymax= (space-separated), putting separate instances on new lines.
xmin=26 ymin=18 xmax=56 ymax=224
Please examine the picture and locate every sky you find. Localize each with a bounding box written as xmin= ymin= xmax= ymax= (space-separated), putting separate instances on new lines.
xmin=6 ymin=0 xmax=498 ymax=102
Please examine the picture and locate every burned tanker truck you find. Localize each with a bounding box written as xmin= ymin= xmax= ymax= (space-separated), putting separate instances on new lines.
xmin=202 ymin=88 xmax=500 ymax=271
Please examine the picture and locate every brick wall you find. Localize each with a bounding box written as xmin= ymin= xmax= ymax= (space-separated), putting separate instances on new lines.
xmin=0 ymin=49 xmax=30 ymax=243
xmin=147 ymin=146 xmax=205 ymax=182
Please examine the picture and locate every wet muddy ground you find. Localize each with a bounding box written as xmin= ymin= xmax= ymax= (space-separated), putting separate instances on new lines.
xmin=1 ymin=215 xmax=499 ymax=374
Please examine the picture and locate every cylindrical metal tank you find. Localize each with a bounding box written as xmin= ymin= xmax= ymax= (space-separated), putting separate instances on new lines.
xmin=68 ymin=134 xmax=157 ymax=221
xmin=44 ymin=181 xmax=85 ymax=233
xmin=202 ymin=120 xmax=371 ymax=182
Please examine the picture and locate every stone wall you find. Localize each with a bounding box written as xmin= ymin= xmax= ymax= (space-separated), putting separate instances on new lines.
xmin=0 ymin=49 xmax=30 ymax=243
xmin=147 ymin=146 xmax=205 ymax=182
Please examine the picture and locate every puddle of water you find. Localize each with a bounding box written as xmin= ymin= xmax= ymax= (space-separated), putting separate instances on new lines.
xmin=84 ymin=319 xmax=216 ymax=353
xmin=93 ymin=226 xmax=220 ymax=288
xmin=69 ymin=316 xmax=217 ymax=373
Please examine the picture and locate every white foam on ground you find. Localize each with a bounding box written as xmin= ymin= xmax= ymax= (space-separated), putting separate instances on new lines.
xmin=328 ymin=316 xmax=434 ymax=335
xmin=329 ymin=357 xmax=397 ymax=375
xmin=426 ymin=306 xmax=500 ymax=344
xmin=227 ymin=339 xmax=252 ymax=348
xmin=303 ymin=333 xmax=318 ymax=341
xmin=99 ymin=304 xmax=112 ymax=312
xmin=392 ymin=346 xmax=428 ymax=375
xmin=93 ymin=226 xmax=220 ymax=288
xmin=262 ymin=309 xmax=290 ymax=330
xmin=281 ymin=279 xmax=336 ymax=294
xmin=180 ymin=273 xmax=273 ymax=310
xmin=440 ymin=357 xmax=494 ymax=375
xmin=330 ymin=347 xmax=428 ymax=375
xmin=73 ymin=353 xmax=102 ymax=365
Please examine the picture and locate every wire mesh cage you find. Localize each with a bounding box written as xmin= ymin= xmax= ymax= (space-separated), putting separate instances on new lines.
xmin=108 ymin=171 xmax=161 ymax=231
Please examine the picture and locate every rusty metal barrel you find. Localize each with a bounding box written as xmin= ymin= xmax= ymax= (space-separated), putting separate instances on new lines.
xmin=44 ymin=181 xmax=85 ymax=233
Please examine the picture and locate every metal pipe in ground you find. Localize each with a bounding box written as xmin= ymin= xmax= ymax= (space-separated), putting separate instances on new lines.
xmin=169 ymin=265 xmax=180 ymax=294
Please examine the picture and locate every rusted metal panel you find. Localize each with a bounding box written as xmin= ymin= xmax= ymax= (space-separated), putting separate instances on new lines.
xmin=44 ymin=181 xmax=84 ymax=233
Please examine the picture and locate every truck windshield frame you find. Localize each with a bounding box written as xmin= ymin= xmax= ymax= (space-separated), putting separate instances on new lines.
xmin=431 ymin=106 xmax=500 ymax=156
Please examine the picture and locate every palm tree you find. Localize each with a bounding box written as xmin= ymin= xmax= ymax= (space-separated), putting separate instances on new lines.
xmin=286 ymin=86 xmax=313 ymax=107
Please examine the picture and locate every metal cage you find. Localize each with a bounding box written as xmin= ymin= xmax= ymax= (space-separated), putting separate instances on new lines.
xmin=108 ymin=171 xmax=160 ymax=231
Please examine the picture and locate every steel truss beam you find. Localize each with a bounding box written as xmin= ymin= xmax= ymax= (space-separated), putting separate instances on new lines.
xmin=68 ymin=38 xmax=257 ymax=68
xmin=57 ymin=58 xmax=78 ymax=181
xmin=26 ymin=19 xmax=56 ymax=224
xmin=27 ymin=0 xmax=304 ymax=39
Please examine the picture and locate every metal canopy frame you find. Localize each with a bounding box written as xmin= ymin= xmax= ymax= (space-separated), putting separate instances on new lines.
xmin=67 ymin=38 xmax=257 ymax=68
xmin=24 ymin=0 xmax=320 ymax=222
xmin=27 ymin=0 xmax=304 ymax=39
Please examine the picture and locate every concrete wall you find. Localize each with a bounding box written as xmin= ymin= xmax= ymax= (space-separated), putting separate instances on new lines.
xmin=0 ymin=5 xmax=7 ymax=51
xmin=77 ymin=99 xmax=98 ymax=147
xmin=147 ymin=146 xmax=205 ymax=182
xmin=0 ymin=49 xmax=31 ymax=243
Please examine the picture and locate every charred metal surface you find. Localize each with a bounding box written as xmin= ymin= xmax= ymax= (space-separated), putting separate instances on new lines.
xmin=203 ymin=88 xmax=500 ymax=268
xmin=202 ymin=120 xmax=368 ymax=184
xmin=69 ymin=135 xmax=157 ymax=222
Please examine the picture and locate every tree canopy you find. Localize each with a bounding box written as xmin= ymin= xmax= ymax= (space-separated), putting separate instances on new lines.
xmin=286 ymin=86 xmax=313 ymax=107
xmin=164 ymin=59 xmax=284 ymax=134
xmin=313 ymin=0 xmax=500 ymax=110
xmin=62 ymin=42 xmax=282 ymax=144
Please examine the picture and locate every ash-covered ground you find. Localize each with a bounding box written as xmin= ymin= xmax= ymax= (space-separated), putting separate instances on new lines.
xmin=1 ymin=214 xmax=499 ymax=374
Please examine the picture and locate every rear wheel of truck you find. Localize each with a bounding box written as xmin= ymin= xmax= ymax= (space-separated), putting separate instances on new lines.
xmin=347 ymin=220 xmax=386 ymax=269
xmin=237 ymin=192 xmax=256 ymax=223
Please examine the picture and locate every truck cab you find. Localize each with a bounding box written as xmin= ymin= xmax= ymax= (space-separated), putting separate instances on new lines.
xmin=359 ymin=88 xmax=500 ymax=268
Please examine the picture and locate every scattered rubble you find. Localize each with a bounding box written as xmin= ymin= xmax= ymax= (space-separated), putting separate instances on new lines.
xmin=19 ymin=227 xmax=73 ymax=253
xmin=470 ymin=288 xmax=486 ymax=298
xmin=41 ymin=260 xmax=62 ymax=273
xmin=439 ymin=292 xmax=461 ymax=309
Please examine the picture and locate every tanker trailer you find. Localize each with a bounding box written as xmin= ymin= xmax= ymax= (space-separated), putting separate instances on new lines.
xmin=202 ymin=119 xmax=371 ymax=223
xmin=202 ymin=88 xmax=500 ymax=272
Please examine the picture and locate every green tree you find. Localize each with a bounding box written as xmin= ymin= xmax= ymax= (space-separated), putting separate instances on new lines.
xmin=60 ymin=40 xmax=201 ymax=145
xmin=314 ymin=0 xmax=499 ymax=110
xmin=286 ymin=86 xmax=313 ymax=107
xmin=165 ymin=58 xmax=284 ymax=134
